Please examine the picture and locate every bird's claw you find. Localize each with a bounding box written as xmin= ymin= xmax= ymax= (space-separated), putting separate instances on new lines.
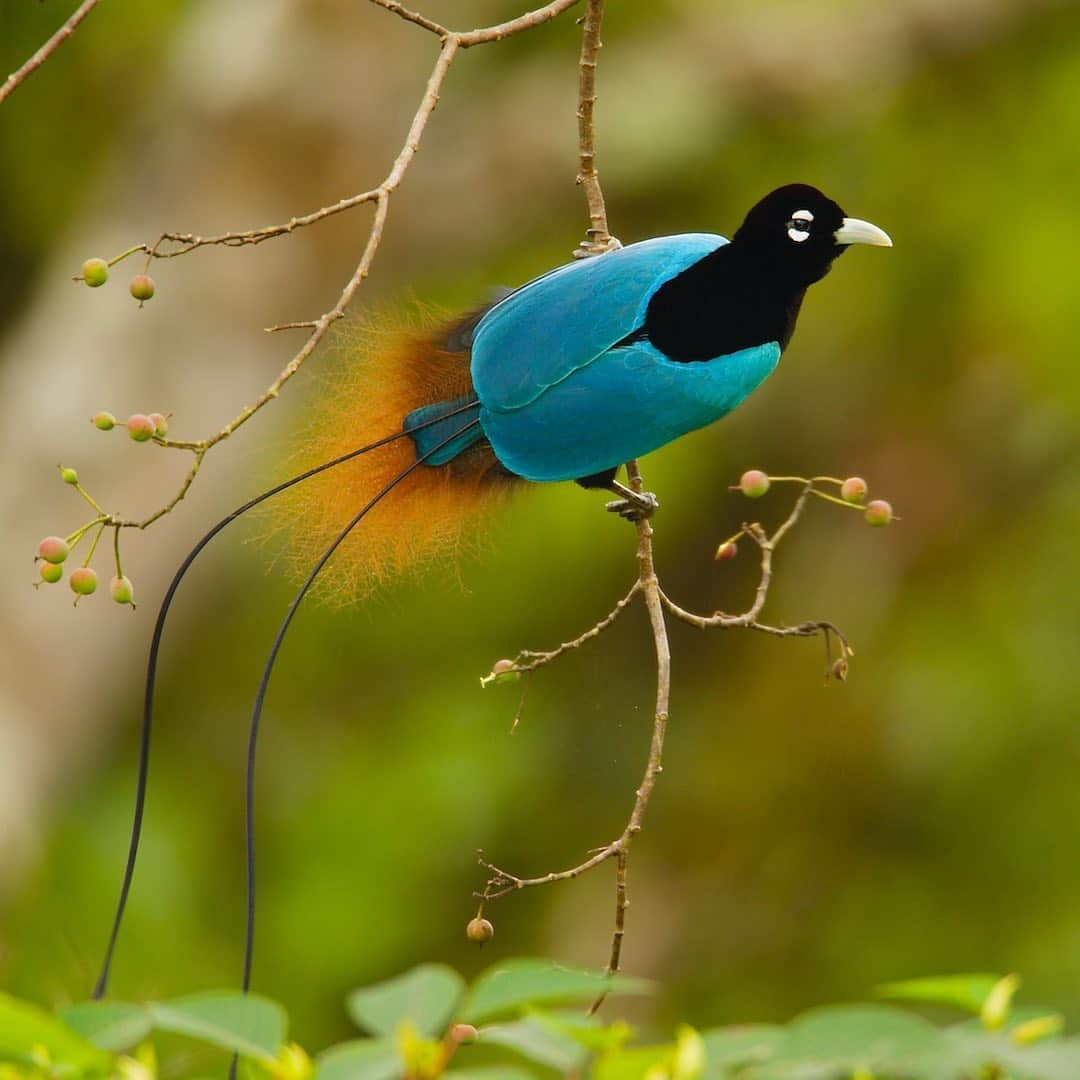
xmin=605 ymin=491 xmax=659 ymax=522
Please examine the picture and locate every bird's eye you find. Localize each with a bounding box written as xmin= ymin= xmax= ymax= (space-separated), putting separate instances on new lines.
xmin=786 ymin=220 xmax=812 ymax=242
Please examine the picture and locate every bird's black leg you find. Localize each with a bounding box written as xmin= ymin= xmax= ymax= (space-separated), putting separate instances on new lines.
xmin=604 ymin=480 xmax=659 ymax=521
xmin=576 ymin=467 xmax=659 ymax=521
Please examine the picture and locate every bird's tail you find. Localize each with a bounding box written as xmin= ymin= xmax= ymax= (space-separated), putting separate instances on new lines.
xmin=259 ymin=309 xmax=515 ymax=602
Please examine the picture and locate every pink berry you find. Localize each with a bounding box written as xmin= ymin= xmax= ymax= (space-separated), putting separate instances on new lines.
xmin=126 ymin=414 xmax=156 ymax=442
xmin=39 ymin=562 xmax=63 ymax=584
xmin=739 ymin=469 xmax=770 ymax=498
xmin=37 ymin=536 xmax=69 ymax=564
xmin=148 ymin=412 xmax=168 ymax=437
xmin=715 ymin=540 xmax=738 ymax=562
xmin=110 ymin=575 xmax=134 ymax=606
xmin=69 ymin=567 xmax=98 ymax=596
xmin=841 ymin=476 xmax=868 ymax=504
xmin=129 ymin=274 xmax=155 ymax=302
xmin=466 ymin=917 xmax=494 ymax=943
xmin=864 ymin=499 xmax=893 ymax=527
xmin=92 ymin=411 xmax=117 ymax=431
xmin=81 ymin=258 xmax=108 ymax=288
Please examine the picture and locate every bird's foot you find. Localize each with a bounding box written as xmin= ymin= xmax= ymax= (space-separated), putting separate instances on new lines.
xmin=605 ymin=483 xmax=659 ymax=522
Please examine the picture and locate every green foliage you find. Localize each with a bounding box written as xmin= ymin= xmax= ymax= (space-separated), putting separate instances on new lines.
xmin=2 ymin=965 xmax=1078 ymax=1080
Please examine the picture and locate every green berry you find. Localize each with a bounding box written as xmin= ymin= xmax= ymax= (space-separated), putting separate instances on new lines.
xmin=81 ymin=258 xmax=109 ymax=288
xmin=148 ymin=412 xmax=168 ymax=437
xmin=466 ymin=917 xmax=494 ymax=943
xmin=715 ymin=540 xmax=738 ymax=562
xmin=92 ymin=411 xmax=117 ymax=431
xmin=841 ymin=476 xmax=868 ymax=504
xmin=37 ymin=536 xmax=69 ymax=564
xmin=60 ymin=467 xmax=79 ymax=485
xmin=739 ymin=469 xmax=770 ymax=498
xmin=864 ymin=499 xmax=893 ymax=527
xmin=69 ymin=567 xmax=98 ymax=596
xmin=129 ymin=274 xmax=155 ymax=302
xmin=126 ymin=414 xmax=156 ymax=442
xmin=110 ymin=575 xmax=135 ymax=606
xmin=39 ymin=562 xmax=63 ymax=584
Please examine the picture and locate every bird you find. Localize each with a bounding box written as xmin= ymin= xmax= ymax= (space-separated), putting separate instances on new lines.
xmin=92 ymin=182 xmax=891 ymax=1001
xmin=403 ymin=181 xmax=892 ymax=522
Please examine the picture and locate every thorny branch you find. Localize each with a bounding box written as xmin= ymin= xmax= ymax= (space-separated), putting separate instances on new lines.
xmin=0 ymin=0 xmax=106 ymax=106
xmin=475 ymin=472 xmax=859 ymax=1008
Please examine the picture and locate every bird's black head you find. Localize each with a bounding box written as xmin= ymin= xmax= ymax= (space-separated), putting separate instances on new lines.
xmin=733 ymin=183 xmax=892 ymax=287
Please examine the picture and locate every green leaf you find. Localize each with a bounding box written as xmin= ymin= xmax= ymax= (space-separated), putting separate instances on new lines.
xmin=316 ymin=1038 xmax=401 ymax=1080
xmin=0 ymin=993 xmax=112 ymax=1072
xmin=479 ymin=1016 xmax=588 ymax=1071
xmin=593 ymin=1041 xmax=676 ymax=1080
xmin=752 ymin=1004 xmax=951 ymax=1077
xmin=59 ymin=1001 xmax=153 ymax=1052
xmin=461 ymin=960 xmax=652 ymax=1024
xmin=875 ymin=973 xmax=1002 ymax=1015
xmin=147 ymin=992 xmax=286 ymax=1060
xmin=346 ymin=964 xmax=465 ymax=1039
xmin=700 ymin=1024 xmax=784 ymax=1073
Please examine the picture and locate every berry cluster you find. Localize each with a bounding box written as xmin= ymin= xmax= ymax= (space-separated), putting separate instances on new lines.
xmin=91 ymin=410 xmax=169 ymax=441
xmin=33 ymin=466 xmax=135 ymax=608
xmin=78 ymin=258 xmax=156 ymax=306
xmin=716 ymin=468 xmax=895 ymax=564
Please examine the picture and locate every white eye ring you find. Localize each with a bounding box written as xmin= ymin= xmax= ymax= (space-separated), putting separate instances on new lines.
xmin=787 ymin=208 xmax=813 ymax=243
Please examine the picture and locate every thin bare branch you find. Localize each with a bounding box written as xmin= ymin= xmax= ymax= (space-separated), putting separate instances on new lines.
xmin=367 ymin=0 xmax=449 ymax=36
xmin=573 ymin=0 xmax=620 ymax=257
xmin=0 ymin=0 xmax=106 ymax=106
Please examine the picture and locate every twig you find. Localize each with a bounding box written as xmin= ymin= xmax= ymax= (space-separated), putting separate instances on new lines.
xmin=0 ymin=0 xmax=106 ymax=106
xmin=573 ymin=0 xmax=621 ymax=257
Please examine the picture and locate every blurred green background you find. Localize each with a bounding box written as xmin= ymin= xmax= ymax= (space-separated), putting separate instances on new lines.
xmin=1 ymin=0 xmax=1078 ymax=1058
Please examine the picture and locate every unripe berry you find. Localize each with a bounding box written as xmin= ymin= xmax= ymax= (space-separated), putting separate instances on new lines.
xmin=739 ymin=469 xmax=770 ymax=498
xmin=864 ymin=499 xmax=893 ymax=527
xmin=840 ymin=476 xmax=868 ymax=504
xmin=92 ymin=411 xmax=117 ymax=431
xmin=60 ymin=467 xmax=79 ymax=485
xmin=148 ymin=412 xmax=168 ymax=437
xmin=126 ymin=414 xmax=156 ymax=442
xmin=110 ymin=575 xmax=134 ymax=606
xmin=449 ymin=1024 xmax=477 ymax=1045
xmin=715 ymin=540 xmax=738 ymax=562
xmin=69 ymin=567 xmax=98 ymax=596
xmin=39 ymin=562 xmax=63 ymax=584
xmin=37 ymin=536 xmax=69 ymax=564
xmin=466 ymin=917 xmax=494 ymax=943
xmin=81 ymin=258 xmax=109 ymax=287
xmin=129 ymin=274 xmax=155 ymax=302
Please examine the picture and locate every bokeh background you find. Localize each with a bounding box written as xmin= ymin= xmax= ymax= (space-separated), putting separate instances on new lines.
xmin=1 ymin=0 xmax=1078 ymax=1055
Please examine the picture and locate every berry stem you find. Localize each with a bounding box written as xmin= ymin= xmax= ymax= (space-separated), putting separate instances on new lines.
xmin=808 ymin=489 xmax=868 ymax=511
xmin=65 ymin=471 xmax=108 ymax=516
xmin=82 ymin=521 xmax=106 ymax=568
xmin=113 ymin=525 xmax=123 ymax=579
xmin=65 ymin=515 xmax=107 ymax=549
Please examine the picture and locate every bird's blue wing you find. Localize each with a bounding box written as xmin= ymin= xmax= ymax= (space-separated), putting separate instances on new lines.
xmin=472 ymin=233 xmax=726 ymax=411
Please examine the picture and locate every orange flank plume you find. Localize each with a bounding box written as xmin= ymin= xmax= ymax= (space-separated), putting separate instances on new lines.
xmin=259 ymin=310 xmax=516 ymax=604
